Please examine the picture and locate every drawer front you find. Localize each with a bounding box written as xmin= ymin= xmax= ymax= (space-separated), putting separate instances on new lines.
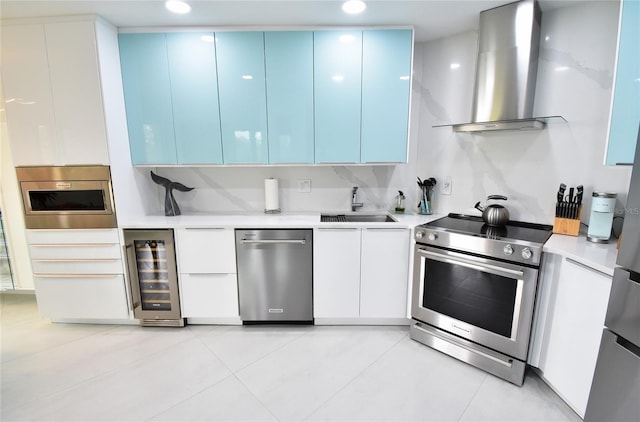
xmin=29 ymin=243 xmax=121 ymax=260
xmin=180 ymin=273 xmax=239 ymax=318
xmin=31 ymin=258 xmax=123 ymax=275
xmin=27 ymin=229 xmax=119 ymax=244
xmin=34 ymin=274 xmax=129 ymax=319
xmin=176 ymin=228 xmax=236 ymax=273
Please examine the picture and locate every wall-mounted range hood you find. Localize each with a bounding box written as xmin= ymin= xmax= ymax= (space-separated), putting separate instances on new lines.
xmin=437 ymin=0 xmax=564 ymax=133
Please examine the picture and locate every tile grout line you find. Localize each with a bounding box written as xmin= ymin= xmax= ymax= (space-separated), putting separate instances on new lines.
xmin=0 ymin=327 xmax=202 ymax=415
xmin=192 ymin=327 xmax=315 ymax=422
xmin=302 ymin=330 xmax=410 ymax=421
xmin=141 ymin=331 xmax=238 ymax=421
xmin=0 ymin=322 xmax=122 ymax=365
xmin=456 ymin=372 xmax=489 ymax=422
xmin=229 ymin=327 xmax=319 ymax=421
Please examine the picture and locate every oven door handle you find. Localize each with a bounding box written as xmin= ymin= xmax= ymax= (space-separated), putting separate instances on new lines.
xmin=418 ymin=249 xmax=524 ymax=278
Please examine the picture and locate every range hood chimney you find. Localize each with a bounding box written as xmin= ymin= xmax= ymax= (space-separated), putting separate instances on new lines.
xmin=451 ymin=0 xmax=552 ymax=133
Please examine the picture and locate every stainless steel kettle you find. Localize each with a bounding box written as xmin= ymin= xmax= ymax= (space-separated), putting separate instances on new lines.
xmin=474 ymin=195 xmax=510 ymax=226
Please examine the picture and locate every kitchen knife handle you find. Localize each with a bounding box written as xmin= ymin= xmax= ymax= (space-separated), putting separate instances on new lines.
xmin=568 ymin=187 xmax=574 ymax=203
xmin=557 ymin=183 xmax=566 ymax=203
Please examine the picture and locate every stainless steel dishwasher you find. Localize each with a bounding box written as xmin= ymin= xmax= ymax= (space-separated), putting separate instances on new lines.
xmin=235 ymin=229 xmax=313 ymax=324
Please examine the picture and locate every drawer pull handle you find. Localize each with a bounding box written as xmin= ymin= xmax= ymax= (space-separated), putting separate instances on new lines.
xmin=31 ymin=243 xmax=118 ymax=248
xmin=35 ymin=274 xmax=120 ymax=279
xmin=33 ymin=258 xmax=121 ymax=263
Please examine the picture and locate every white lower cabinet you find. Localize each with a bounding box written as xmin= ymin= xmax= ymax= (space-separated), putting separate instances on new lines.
xmin=34 ymin=275 xmax=128 ymax=319
xmin=313 ymin=228 xmax=361 ymax=318
xmin=175 ymin=228 xmax=239 ymax=321
xmin=179 ymin=274 xmax=239 ymax=318
xmin=313 ymin=227 xmax=410 ymax=323
xmin=360 ymin=228 xmax=410 ymax=318
xmin=26 ymin=229 xmax=129 ymax=320
xmin=529 ymin=253 xmax=612 ymax=418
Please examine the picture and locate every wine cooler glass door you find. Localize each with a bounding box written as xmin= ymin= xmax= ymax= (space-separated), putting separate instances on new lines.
xmin=125 ymin=230 xmax=181 ymax=321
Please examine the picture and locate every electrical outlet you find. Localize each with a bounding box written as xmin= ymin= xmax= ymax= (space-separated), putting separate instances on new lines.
xmin=442 ymin=177 xmax=452 ymax=195
xmin=298 ymin=179 xmax=311 ymax=193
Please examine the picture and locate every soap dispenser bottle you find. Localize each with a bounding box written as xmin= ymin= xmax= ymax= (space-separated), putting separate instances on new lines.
xmin=395 ymin=190 xmax=406 ymax=213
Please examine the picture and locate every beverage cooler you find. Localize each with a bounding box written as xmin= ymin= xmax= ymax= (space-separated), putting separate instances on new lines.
xmin=123 ymin=229 xmax=184 ymax=327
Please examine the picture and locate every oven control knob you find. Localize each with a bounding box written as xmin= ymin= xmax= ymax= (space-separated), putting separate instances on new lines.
xmin=428 ymin=232 xmax=438 ymax=241
xmin=503 ymin=244 xmax=513 ymax=256
xmin=521 ymin=248 xmax=533 ymax=260
xmin=415 ymin=231 xmax=424 ymax=239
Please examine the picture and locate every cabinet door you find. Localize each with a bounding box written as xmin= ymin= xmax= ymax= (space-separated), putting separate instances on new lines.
xmin=119 ymin=33 xmax=177 ymax=165
xmin=216 ymin=32 xmax=268 ymax=164
xmin=45 ymin=21 xmax=109 ymax=165
xmin=361 ymin=29 xmax=412 ymax=164
xmin=180 ymin=273 xmax=239 ymax=318
xmin=605 ymin=0 xmax=640 ymax=165
xmin=34 ymin=275 xmax=129 ymax=320
xmin=176 ymin=228 xmax=236 ymax=274
xmin=167 ymin=32 xmax=223 ymax=164
xmin=540 ymin=258 xmax=612 ymax=417
xmin=1 ymin=24 xmax=58 ymax=166
xmin=314 ymin=30 xmax=362 ymax=163
xmin=265 ymin=31 xmax=314 ymax=164
xmin=360 ymin=228 xmax=410 ymax=318
xmin=313 ymin=228 xmax=361 ymax=318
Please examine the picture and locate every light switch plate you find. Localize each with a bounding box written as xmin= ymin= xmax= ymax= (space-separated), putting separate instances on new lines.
xmin=442 ymin=177 xmax=452 ymax=195
xmin=298 ymin=179 xmax=311 ymax=193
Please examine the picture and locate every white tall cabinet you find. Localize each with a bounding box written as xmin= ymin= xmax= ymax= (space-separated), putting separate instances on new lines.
xmin=1 ymin=17 xmax=111 ymax=166
xmin=313 ymin=227 xmax=410 ymax=324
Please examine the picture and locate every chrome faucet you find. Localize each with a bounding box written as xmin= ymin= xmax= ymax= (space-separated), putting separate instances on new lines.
xmin=351 ymin=186 xmax=363 ymax=211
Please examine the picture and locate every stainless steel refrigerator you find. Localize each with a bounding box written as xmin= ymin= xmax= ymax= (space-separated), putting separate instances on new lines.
xmin=584 ymin=128 xmax=640 ymax=421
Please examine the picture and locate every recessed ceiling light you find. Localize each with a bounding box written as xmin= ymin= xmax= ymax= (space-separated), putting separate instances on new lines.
xmin=165 ymin=0 xmax=191 ymax=14
xmin=342 ymin=0 xmax=366 ymax=15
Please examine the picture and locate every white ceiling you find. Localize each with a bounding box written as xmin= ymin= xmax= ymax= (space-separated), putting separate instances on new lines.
xmin=0 ymin=0 xmax=587 ymax=42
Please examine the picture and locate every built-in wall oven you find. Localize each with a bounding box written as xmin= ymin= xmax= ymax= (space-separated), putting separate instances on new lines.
xmin=411 ymin=214 xmax=552 ymax=385
xmin=17 ymin=166 xmax=116 ymax=229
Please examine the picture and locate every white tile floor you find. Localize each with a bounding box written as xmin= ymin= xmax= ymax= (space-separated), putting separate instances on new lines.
xmin=1 ymin=294 xmax=582 ymax=422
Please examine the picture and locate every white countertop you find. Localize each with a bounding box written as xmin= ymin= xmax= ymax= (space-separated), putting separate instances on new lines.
xmin=119 ymin=211 xmax=445 ymax=230
xmin=543 ymin=232 xmax=619 ymax=276
xmin=121 ymin=211 xmax=618 ymax=275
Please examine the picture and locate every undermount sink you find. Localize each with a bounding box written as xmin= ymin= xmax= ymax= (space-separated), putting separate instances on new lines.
xmin=320 ymin=214 xmax=397 ymax=223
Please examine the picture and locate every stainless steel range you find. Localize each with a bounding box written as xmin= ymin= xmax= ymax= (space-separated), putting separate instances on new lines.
xmin=410 ymin=213 xmax=552 ymax=385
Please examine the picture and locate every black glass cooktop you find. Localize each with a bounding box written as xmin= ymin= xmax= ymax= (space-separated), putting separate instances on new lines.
xmin=421 ymin=213 xmax=553 ymax=244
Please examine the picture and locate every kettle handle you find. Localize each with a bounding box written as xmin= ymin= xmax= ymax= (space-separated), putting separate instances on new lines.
xmin=474 ymin=201 xmax=484 ymax=212
xmin=487 ymin=195 xmax=507 ymax=201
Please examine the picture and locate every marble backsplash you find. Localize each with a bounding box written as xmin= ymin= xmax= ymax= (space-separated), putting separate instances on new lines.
xmin=141 ymin=164 xmax=421 ymax=215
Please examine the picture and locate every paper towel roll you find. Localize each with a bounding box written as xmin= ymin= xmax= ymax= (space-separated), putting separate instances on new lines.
xmin=264 ymin=178 xmax=280 ymax=213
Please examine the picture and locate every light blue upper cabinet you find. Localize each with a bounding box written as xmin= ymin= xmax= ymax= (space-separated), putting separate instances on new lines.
xmin=361 ymin=29 xmax=412 ymax=163
xmin=264 ymin=31 xmax=314 ymax=164
xmin=166 ymin=33 xmax=223 ymax=164
xmin=314 ymin=30 xmax=363 ymax=163
xmin=119 ymin=33 xmax=177 ymax=165
xmin=606 ymin=0 xmax=640 ymax=165
xmin=216 ymin=32 xmax=269 ymax=164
